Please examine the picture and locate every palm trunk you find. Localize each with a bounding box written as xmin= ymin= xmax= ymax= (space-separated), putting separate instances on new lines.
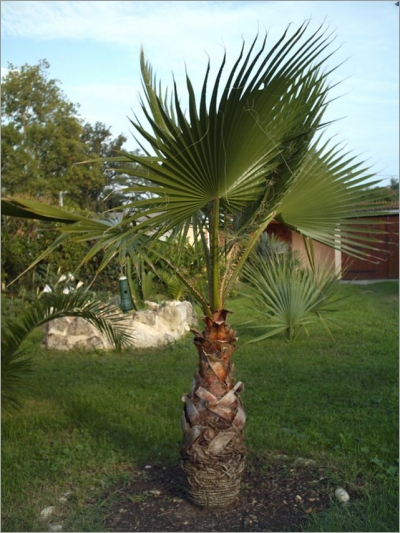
xmin=180 ymin=309 xmax=246 ymax=507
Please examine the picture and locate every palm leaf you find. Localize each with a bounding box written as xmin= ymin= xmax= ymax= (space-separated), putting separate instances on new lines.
xmin=274 ymin=136 xmax=389 ymax=258
xmin=1 ymin=348 xmax=34 ymax=411
xmin=1 ymin=290 xmax=135 ymax=411
xmin=1 ymin=196 xmax=85 ymax=223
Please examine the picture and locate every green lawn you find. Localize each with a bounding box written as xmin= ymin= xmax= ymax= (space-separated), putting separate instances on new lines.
xmin=1 ymin=282 xmax=398 ymax=532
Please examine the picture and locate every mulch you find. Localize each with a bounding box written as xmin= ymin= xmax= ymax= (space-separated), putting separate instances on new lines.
xmin=102 ymin=454 xmax=333 ymax=532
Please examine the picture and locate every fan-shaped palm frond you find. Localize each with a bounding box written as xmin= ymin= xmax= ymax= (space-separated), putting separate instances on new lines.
xmin=1 ymin=290 xmax=134 ymax=411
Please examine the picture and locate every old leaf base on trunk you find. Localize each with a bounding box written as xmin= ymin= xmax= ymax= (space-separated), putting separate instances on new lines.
xmin=180 ymin=309 xmax=247 ymax=507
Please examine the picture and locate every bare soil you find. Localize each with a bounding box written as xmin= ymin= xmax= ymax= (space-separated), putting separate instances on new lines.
xmin=103 ymin=454 xmax=333 ymax=532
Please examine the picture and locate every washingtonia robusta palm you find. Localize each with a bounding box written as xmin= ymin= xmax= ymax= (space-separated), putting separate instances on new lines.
xmin=1 ymin=21 xmax=389 ymax=506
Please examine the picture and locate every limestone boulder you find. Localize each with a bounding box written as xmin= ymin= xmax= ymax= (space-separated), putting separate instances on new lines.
xmin=42 ymin=300 xmax=198 ymax=351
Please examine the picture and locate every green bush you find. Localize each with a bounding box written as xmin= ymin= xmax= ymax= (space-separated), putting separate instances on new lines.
xmin=1 ymin=215 xmax=121 ymax=296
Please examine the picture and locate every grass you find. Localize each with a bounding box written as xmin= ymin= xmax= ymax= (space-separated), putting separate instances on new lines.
xmin=1 ymin=282 xmax=398 ymax=532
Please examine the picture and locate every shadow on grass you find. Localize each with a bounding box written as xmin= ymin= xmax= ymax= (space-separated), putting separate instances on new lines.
xmin=58 ymin=392 xmax=181 ymax=465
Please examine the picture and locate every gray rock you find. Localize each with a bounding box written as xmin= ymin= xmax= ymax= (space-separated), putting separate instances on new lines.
xmin=46 ymin=318 xmax=70 ymax=333
xmin=67 ymin=319 xmax=96 ymax=336
xmin=40 ymin=506 xmax=55 ymax=520
xmin=45 ymin=333 xmax=72 ymax=350
xmin=335 ymin=487 xmax=350 ymax=502
xmin=75 ymin=336 xmax=107 ymax=351
xmin=42 ymin=300 xmax=198 ymax=351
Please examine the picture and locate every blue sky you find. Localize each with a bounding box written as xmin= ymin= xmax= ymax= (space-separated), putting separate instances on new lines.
xmin=1 ymin=1 xmax=399 ymax=185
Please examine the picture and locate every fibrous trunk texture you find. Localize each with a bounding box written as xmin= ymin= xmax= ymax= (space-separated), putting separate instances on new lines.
xmin=180 ymin=309 xmax=246 ymax=507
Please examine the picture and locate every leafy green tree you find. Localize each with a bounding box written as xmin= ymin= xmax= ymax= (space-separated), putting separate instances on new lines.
xmin=1 ymin=212 xmax=123 ymax=295
xmin=1 ymin=60 xmax=127 ymax=210
xmin=1 ymin=22 xmax=390 ymax=507
xmin=80 ymin=122 xmax=130 ymax=209
xmin=0 ymin=216 xmax=53 ymax=288
xmin=0 ymin=60 xmax=135 ymax=293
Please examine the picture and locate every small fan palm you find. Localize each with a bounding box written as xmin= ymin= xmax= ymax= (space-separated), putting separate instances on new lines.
xmin=1 ymin=290 xmax=134 ymax=411
xmin=1 ymin=21 xmax=391 ymax=506
xmin=242 ymin=247 xmax=341 ymax=342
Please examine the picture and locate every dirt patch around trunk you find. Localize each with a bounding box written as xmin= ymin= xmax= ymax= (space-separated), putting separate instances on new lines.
xmin=103 ymin=454 xmax=333 ymax=532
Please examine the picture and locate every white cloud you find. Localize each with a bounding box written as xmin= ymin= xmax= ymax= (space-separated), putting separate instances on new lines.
xmin=0 ymin=2 xmax=365 ymax=58
xmin=2 ymin=1 xmax=397 ymax=88
xmin=2 ymin=1 xmax=397 ymax=82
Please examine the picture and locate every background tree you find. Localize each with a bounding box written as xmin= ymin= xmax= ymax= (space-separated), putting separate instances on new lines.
xmin=1 ymin=60 xmax=129 ymax=210
xmin=80 ymin=122 xmax=129 ymax=210
xmin=1 ymin=61 xmax=144 ymax=294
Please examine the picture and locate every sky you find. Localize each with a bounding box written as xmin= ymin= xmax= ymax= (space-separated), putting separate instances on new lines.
xmin=1 ymin=0 xmax=399 ymax=185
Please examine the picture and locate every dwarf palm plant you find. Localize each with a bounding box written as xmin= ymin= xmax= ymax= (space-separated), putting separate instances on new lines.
xmin=242 ymin=246 xmax=341 ymax=342
xmin=1 ymin=21 xmax=390 ymax=506
xmin=1 ymin=289 xmax=134 ymax=412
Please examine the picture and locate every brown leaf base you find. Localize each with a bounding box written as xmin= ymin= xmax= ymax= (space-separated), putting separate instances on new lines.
xmin=181 ymin=452 xmax=246 ymax=507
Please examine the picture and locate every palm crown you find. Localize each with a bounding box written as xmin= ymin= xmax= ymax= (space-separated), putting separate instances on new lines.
xmin=2 ymin=21 xmax=387 ymax=315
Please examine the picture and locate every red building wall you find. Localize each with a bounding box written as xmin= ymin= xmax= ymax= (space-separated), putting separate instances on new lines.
xmin=341 ymin=215 xmax=399 ymax=280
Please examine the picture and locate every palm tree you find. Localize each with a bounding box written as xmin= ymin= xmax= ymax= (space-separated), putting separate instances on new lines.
xmin=1 ymin=21 xmax=389 ymax=506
